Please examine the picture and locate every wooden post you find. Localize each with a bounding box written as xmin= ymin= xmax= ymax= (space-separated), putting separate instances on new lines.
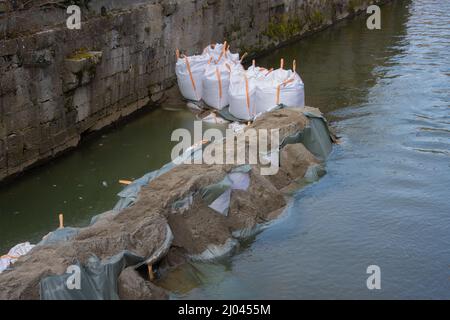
xmin=240 ymin=52 xmax=248 ymax=63
xmin=58 ymin=214 xmax=64 ymax=229
xmin=147 ymin=264 xmax=155 ymax=281
xmin=119 ymin=180 xmax=133 ymax=185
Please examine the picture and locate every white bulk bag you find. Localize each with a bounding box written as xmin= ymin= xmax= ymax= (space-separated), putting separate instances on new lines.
xmin=228 ymin=61 xmax=245 ymax=73
xmin=229 ymin=71 xmax=256 ymax=121
xmin=255 ymin=68 xmax=305 ymax=114
xmin=0 ymin=242 xmax=35 ymax=274
xmin=203 ymin=43 xmax=225 ymax=61
xmin=226 ymin=51 xmax=240 ymax=64
xmin=202 ymin=63 xmax=231 ymax=110
xmin=246 ymin=64 xmax=270 ymax=80
xmin=203 ymin=43 xmax=240 ymax=64
xmin=271 ymin=68 xmax=305 ymax=107
xmin=176 ymin=55 xmax=209 ymax=101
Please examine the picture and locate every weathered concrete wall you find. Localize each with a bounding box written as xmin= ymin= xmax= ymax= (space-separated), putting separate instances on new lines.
xmin=0 ymin=0 xmax=386 ymax=181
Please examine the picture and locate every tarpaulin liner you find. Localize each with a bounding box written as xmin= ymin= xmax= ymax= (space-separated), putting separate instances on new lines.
xmin=304 ymin=164 xmax=327 ymax=182
xmin=191 ymin=238 xmax=239 ymax=261
xmin=217 ymin=106 xmax=245 ymax=123
xmin=113 ymin=170 xmax=170 ymax=211
xmin=39 ymin=224 xmax=173 ymax=300
xmin=171 ymin=193 xmax=194 ymax=214
xmin=199 ymin=165 xmax=252 ymax=216
xmin=38 ymin=227 xmax=80 ymax=247
xmin=299 ymin=117 xmax=333 ymax=160
xmin=40 ymin=251 xmax=144 ymax=300
xmin=280 ymin=109 xmax=333 ymax=160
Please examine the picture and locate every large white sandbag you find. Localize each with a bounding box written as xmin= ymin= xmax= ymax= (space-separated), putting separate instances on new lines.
xmin=203 ymin=43 xmax=225 ymax=60
xmin=228 ymin=61 xmax=245 ymax=73
xmin=202 ymin=63 xmax=231 ymax=110
xmin=176 ymin=55 xmax=209 ymax=101
xmin=0 ymin=242 xmax=35 ymax=273
xmin=203 ymin=43 xmax=240 ymax=64
xmin=229 ymin=71 xmax=256 ymax=121
xmin=271 ymin=68 xmax=305 ymax=107
xmin=246 ymin=63 xmax=271 ymax=80
xmin=279 ymin=71 xmax=305 ymax=107
xmin=226 ymin=51 xmax=240 ymax=64
xmin=254 ymin=68 xmax=305 ymax=114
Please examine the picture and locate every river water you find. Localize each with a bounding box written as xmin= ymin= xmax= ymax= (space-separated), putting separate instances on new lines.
xmin=1 ymin=0 xmax=449 ymax=299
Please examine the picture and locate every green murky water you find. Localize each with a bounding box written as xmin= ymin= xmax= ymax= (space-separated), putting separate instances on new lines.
xmin=0 ymin=108 xmax=224 ymax=251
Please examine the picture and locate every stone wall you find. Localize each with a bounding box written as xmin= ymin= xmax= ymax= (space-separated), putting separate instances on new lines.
xmin=0 ymin=0 xmax=386 ymax=181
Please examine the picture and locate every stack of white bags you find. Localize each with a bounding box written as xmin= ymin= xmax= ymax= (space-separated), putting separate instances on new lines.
xmin=176 ymin=43 xmax=305 ymax=121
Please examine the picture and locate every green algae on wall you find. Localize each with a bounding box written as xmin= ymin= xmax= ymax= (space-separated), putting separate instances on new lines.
xmin=264 ymin=15 xmax=304 ymax=42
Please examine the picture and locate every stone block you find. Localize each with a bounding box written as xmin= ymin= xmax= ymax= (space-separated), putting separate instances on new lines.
xmin=22 ymin=49 xmax=54 ymax=68
xmin=6 ymin=133 xmax=24 ymax=153
xmin=39 ymin=99 xmax=58 ymax=123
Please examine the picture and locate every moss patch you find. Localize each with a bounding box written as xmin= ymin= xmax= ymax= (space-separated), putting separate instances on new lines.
xmin=264 ymin=16 xmax=303 ymax=42
xmin=67 ymin=48 xmax=96 ymax=60
xmin=310 ymin=10 xmax=324 ymax=28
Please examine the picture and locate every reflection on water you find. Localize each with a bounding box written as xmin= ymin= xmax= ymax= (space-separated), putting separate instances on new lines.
xmin=169 ymin=0 xmax=450 ymax=299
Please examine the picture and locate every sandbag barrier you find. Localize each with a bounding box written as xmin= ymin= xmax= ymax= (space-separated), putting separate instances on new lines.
xmin=0 ymin=108 xmax=334 ymax=300
xmin=176 ymin=43 xmax=305 ymax=123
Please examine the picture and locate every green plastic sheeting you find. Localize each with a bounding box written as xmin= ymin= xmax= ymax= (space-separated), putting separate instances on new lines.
xmin=40 ymin=251 xmax=144 ymax=300
xmin=199 ymin=165 xmax=252 ymax=216
xmin=281 ymin=110 xmax=333 ymax=160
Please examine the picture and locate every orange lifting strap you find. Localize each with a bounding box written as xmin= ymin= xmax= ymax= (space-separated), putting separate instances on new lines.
xmin=244 ymin=74 xmax=251 ymax=117
xmin=215 ymin=67 xmax=223 ymax=99
xmin=185 ymin=57 xmax=198 ymax=99
xmin=240 ymin=52 xmax=248 ymax=63
xmin=119 ymin=179 xmax=133 ymax=185
xmin=1 ymin=254 xmax=19 ymax=260
xmin=276 ymin=78 xmax=294 ymax=105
